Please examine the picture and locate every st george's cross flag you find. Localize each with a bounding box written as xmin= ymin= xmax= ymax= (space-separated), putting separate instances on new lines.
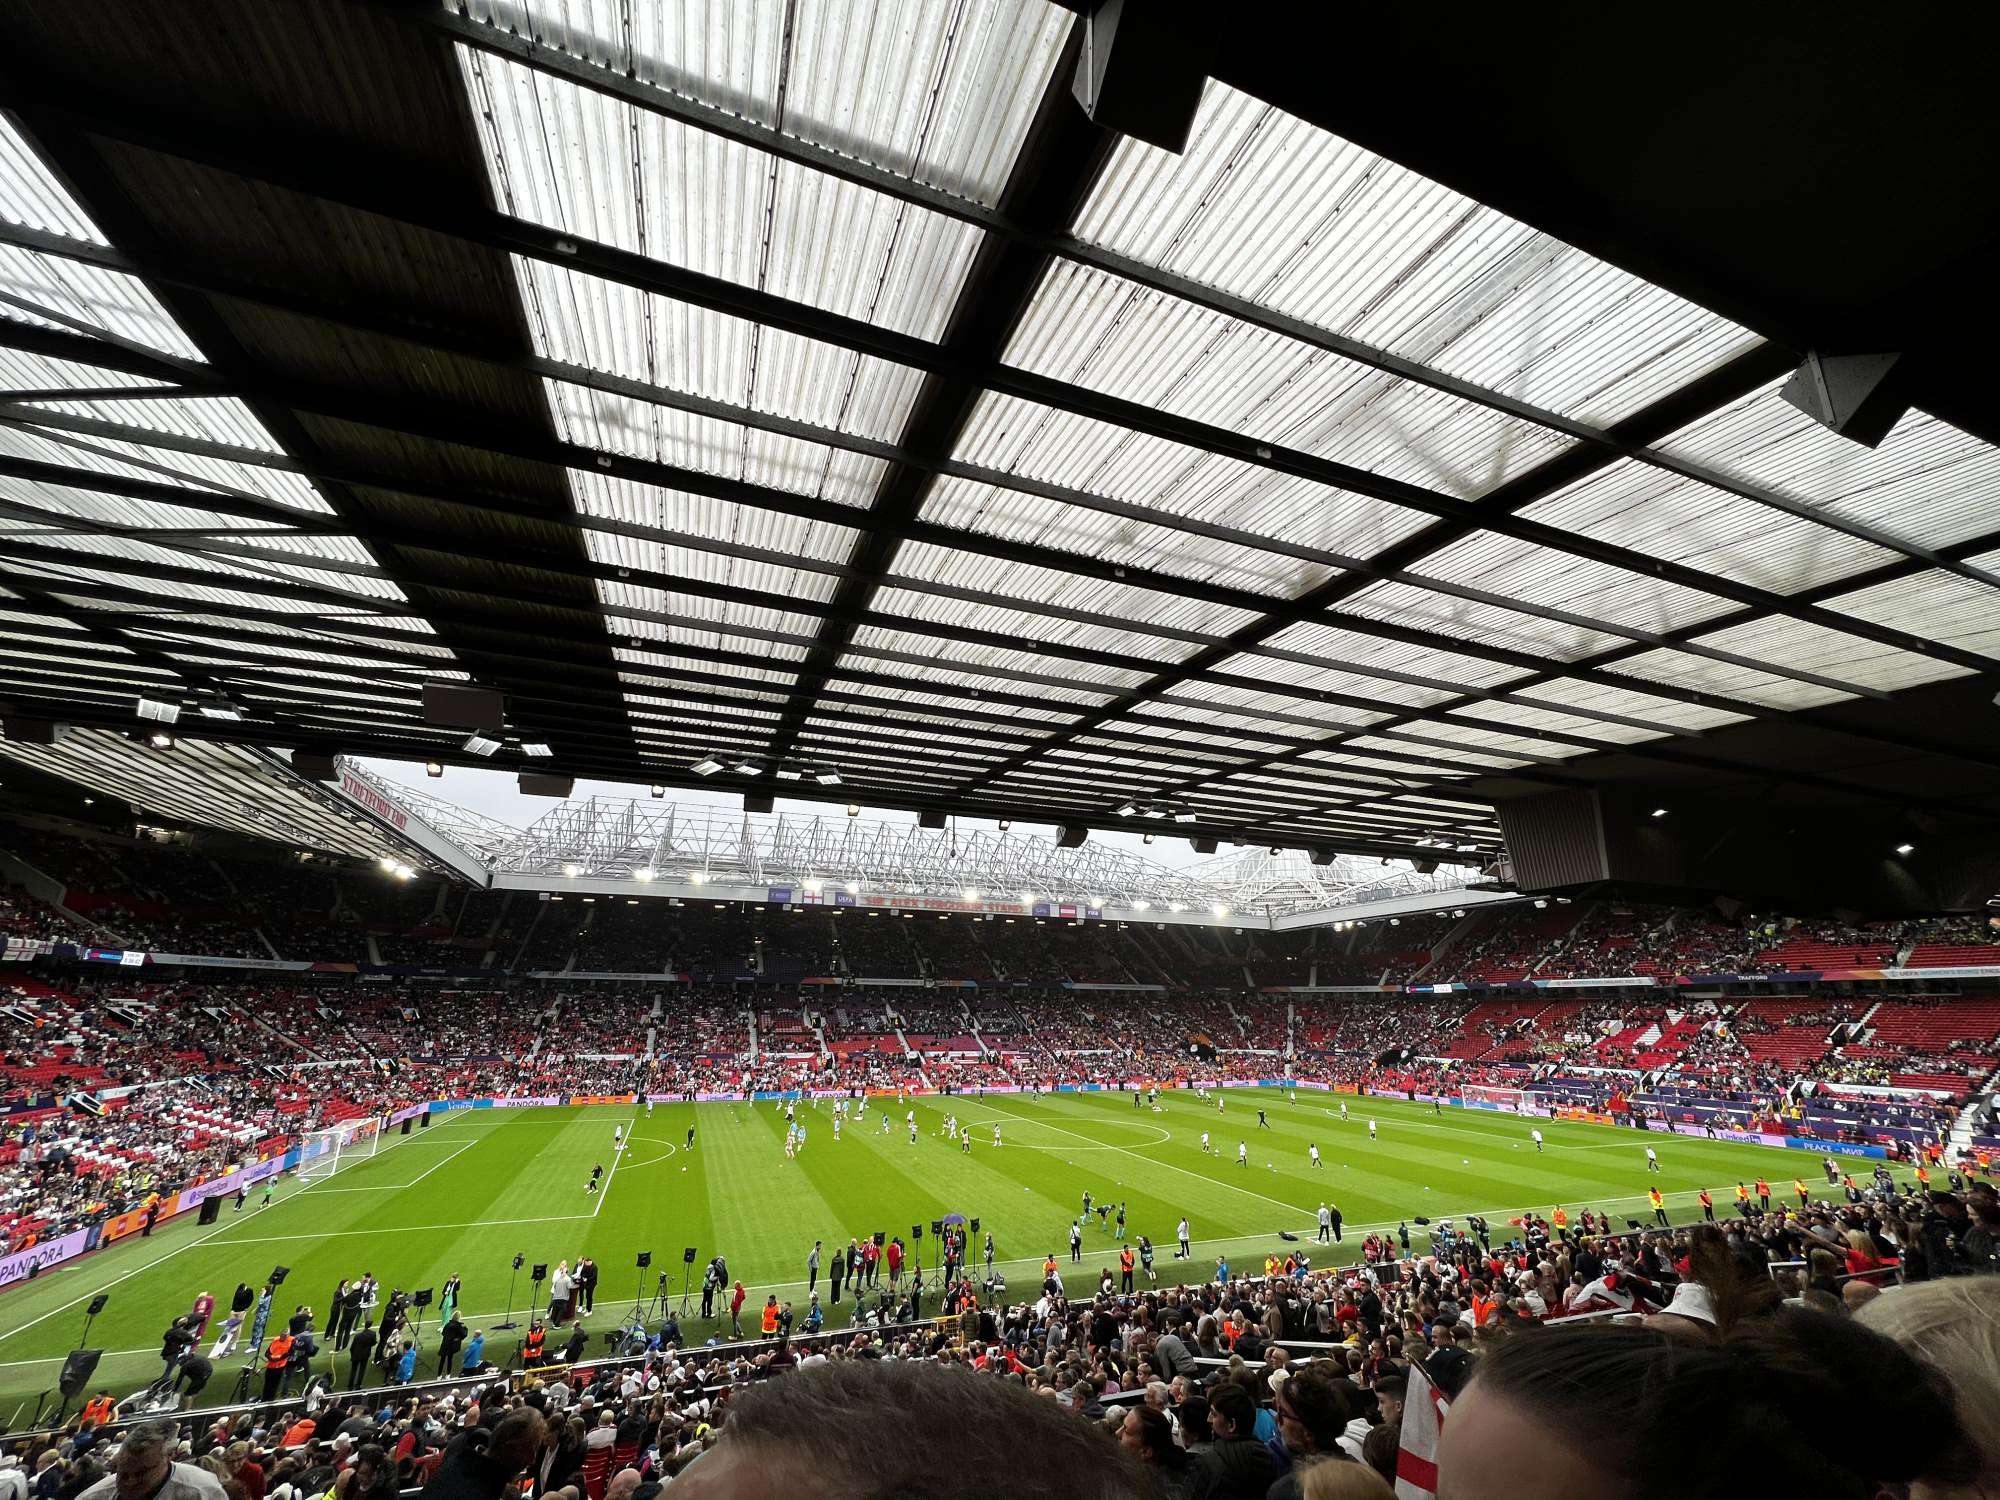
xmin=1394 ymin=1361 xmax=1451 ymax=1499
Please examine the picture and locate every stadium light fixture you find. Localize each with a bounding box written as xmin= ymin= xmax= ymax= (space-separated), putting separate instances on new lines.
xmin=148 ymin=731 xmax=175 ymax=749
xmin=1211 ymin=903 xmax=1229 ymax=918
xmin=196 ymin=700 xmax=243 ymax=721
xmin=562 ymin=863 xmax=580 ymax=878
xmin=1895 ymin=842 xmax=1915 ymax=855
xmin=1534 ymin=899 xmax=1548 ymax=908
xmin=689 ymin=871 xmax=707 ymax=886
xmin=1142 ymin=832 xmax=1155 ymax=844
xmin=650 ymin=784 xmax=665 ymax=798
xmin=1168 ymin=902 xmax=1184 ymax=913
xmin=1019 ymin=890 xmax=1036 ymax=903
xmin=1389 ymin=917 xmax=1401 ymax=926
xmin=425 ymin=761 xmax=443 ymax=778
xmin=1173 ymin=808 xmax=1197 ymax=824
xmin=845 ymin=881 xmax=859 ymax=895
xmin=803 ymin=879 xmax=821 ymax=894
xmin=394 ymin=864 xmax=415 ymax=880
xmin=462 ymin=734 xmax=502 ymax=757
xmin=734 ymin=760 xmax=761 ymax=776
xmin=1142 ymin=804 xmax=1168 ymax=819
xmin=521 ymin=742 xmax=554 ymax=758
xmin=997 ymin=819 xmax=1011 ymax=831
xmin=1114 ymin=801 xmax=1138 ymax=817
xmin=691 ymin=756 xmax=723 ymax=776
xmin=633 ymin=868 xmax=654 ymax=882
xmin=815 ymin=768 xmax=842 ymax=785
xmin=963 ymin=889 xmax=979 ymax=901
xmin=775 ymin=764 xmax=802 ymax=781
xmin=1267 ymin=846 xmax=1280 ymax=856
xmin=1650 ymin=807 xmax=1669 ymax=818
xmin=136 ymin=697 xmax=180 ymax=724
xmin=846 ymin=803 xmax=860 ymax=817
xmin=1133 ymin=899 xmax=1151 ymax=912
xmin=378 ymin=856 xmax=398 ymax=873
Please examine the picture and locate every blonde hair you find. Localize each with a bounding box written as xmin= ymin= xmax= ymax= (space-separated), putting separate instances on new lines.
xmin=1300 ymin=1459 xmax=1396 ymax=1500
xmin=1858 ymin=1278 xmax=2000 ymax=1495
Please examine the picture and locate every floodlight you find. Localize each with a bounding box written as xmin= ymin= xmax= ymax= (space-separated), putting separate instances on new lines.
xmin=378 ymin=856 xmax=398 ymax=873
xmin=521 ymin=742 xmax=554 ymax=758
xmin=136 ymin=697 xmax=180 ymax=724
xmin=1895 ymin=843 xmax=1915 ymax=856
xmin=1133 ymin=899 xmax=1151 ymax=912
xmin=148 ymin=731 xmax=175 ymax=749
xmin=462 ymin=734 xmax=501 ymax=757
xmin=562 ymin=863 xmax=581 ymax=878
xmin=846 ymin=804 xmax=860 ymax=817
xmin=775 ymin=765 xmax=803 ymax=781
xmin=425 ymin=761 xmax=443 ymax=778
xmin=650 ymin=784 xmax=665 ymax=798
xmin=1211 ymin=904 xmax=1228 ymax=917
xmin=734 ymin=760 xmax=761 ymax=776
xmin=692 ymin=756 xmax=723 ymax=776
xmin=815 ymin=768 xmax=843 ymax=785
xmin=963 ymin=889 xmax=979 ymax=901
xmin=634 ymin=868 xmax=655 ymax=882
xmin=1114 ymin=801 xmax=1138 ymax=817
xmin=1650 ymin=807 xmax=1669 ymax=818
xmin=690 ymin=871 xmax=708 ymax=886
xmin=1173 ymin=808 xmax=1197 ymax=824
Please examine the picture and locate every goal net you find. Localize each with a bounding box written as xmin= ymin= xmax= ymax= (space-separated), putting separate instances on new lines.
xmin=298 ymin=1117 xmax=383 ymax=1184
xmin=1460 ymin=1083 xmax=1535 ymax=1113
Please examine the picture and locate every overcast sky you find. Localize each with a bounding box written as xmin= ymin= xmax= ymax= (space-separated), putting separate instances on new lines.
xmin=360 ymin=759 xmax=1214 ymax=870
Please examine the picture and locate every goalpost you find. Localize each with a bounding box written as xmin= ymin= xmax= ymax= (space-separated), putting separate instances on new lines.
xmin=1460 ymin=1083 xmax=1537 ymax=1113
xmin=298 ymin=1116 xmax=384 ymax=1184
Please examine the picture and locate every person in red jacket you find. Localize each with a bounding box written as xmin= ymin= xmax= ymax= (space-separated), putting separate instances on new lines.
xmin=730 ymin=1280 xmax=747 ymax=1338
xmin=864 ymin=1238 xmax=881 ymax=1287
xmin=886 ymin=1238 xmax=903 ymax=1288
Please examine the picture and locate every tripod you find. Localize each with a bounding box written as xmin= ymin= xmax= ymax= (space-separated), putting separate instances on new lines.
xmin=496 ymin=1259 xmax=523 ymax=1332
xmin=676 ymin=1260 xmax=694 ymax=1318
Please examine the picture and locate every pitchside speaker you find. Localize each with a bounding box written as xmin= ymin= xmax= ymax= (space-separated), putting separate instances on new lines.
xmin=422 ymin=683 xmax=505 ymax=733
xmin=918 ymin=811 xmax=946 ymax=830
xmin=743 ymin=793 xmax=774 ymax=815
xmin=519 ymin=773 xmax=574 ymax=798
xmin=0 ymin=716 xmax=65 ymax=745
xmin=420 ymin=1112 xmax=431 ymax=1129
xmin=58 ymin=1348 xmax=102 ymax=1399
xmin=1779 ymin=351 xmax=1910 ymax=448
xmin=1071 ymin=0 xmax=1205 ymax=153
xmin=293 ymin=752 xmax=339 ymax=782
xmin=198 ymin=1195 xmax=222 ymax=1225
xmin=1056 ymin=825 xmax=1088 ymax=848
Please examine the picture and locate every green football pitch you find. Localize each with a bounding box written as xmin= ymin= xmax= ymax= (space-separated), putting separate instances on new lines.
xmin=0 ymin=1087 xmax=1858 ymax=1420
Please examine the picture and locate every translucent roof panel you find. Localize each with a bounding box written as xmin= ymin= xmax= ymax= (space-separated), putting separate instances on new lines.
xmin=1074 ymin=83 xmax=1759 ymax=429
xmin=952 ymin=391 xmax=1429 ymax=574
xmin=0 ymin=249 xmax=204 ymax=362
xmin=919 ymin=468 xmax=1317 ymax=597
xmin=542 ymin=378 xmax=890 ymax=506
xmin=1822 ymin=562 xmax=2000 ymax=660
xmin=1520 ymin=457 xmax=1900 ymax=595
xmin=1653 ymin=382 xmax=2000 ymax=552
xmin=1009 ymin=261 xmax=1573 ymax=500
xmin=0 ymin=416 xmax=336 ymax=516
xmin=514 ymin=259 xmax=926 ymax=445
xmin=0 ymin=116 xmax=106 ymax=243
xmin=463 ymin=48 xmax=985 ymax=341
xmin=887 ymin=538 xmax=1265 ymax=647
xmin=457 ymin=0 xmax=1069 ymax=207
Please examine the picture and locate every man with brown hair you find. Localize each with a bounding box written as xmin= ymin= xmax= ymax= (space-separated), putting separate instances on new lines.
xmin=663 ymin=1360 xmax=1145 ymax=1499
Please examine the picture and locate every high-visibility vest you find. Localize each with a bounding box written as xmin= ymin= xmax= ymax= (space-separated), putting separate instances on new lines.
xmin=265 ymin=1336 xmax=294 ymax=1369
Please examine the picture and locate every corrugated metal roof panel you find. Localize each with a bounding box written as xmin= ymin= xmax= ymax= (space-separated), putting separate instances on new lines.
xmin=1399 ymin=529 xmax=1739 ymax=637
xmin=1819 ymin=568 xmax=2000 ymax=664
xmin=1073 ymin=83 xmax=1756 ymax=427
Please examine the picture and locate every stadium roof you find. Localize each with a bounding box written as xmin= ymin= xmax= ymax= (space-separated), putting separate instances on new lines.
xmin=1 ymin=2 xmax=1998 ymax=889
